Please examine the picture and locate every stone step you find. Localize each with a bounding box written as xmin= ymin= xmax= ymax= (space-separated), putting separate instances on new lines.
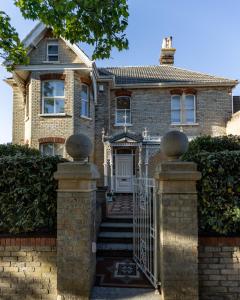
xmin=103 ymin=217 xmax=133 ymax=223
xmin=100 ymin=222 xmax=133 ymax=232
xmin=99 ymin=232 xmax=133 ymax=239
xmin=91 ymin=287 xmax=161 ymax=300
xmin=97 ymin=243 xmax=133 ymax=251
xmin=97 ymin=242 xmax=133 ymax=258
xmin=98 ymin=231 xmax=133 ymax=244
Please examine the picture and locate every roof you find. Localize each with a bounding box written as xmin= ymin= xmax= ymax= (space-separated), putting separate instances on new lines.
xmin=98 ymin=65 xmax=237 ymax=86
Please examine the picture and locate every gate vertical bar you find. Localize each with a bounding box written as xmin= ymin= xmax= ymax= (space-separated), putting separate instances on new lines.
xmin=133 ymin=177 xmax=158 ymax=289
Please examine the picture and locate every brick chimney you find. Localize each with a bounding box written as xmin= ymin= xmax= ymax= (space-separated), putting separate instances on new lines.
xmin=160 ymin=36 xmax=176 ymax=65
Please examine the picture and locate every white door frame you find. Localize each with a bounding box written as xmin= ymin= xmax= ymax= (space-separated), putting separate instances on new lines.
xmin=115 ymin=153 xmax=134 ymax=193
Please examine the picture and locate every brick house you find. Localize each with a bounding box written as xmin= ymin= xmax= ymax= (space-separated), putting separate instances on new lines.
xmin=6 ymin=23 xmax=238 ymax=193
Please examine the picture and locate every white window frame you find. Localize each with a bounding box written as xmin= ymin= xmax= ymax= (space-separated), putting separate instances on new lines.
xmin=171 ymin=93 xmax=196 ymax=125
xmin=40 ymin=143 xmax=64 ymax=157
xmin=42 ymin=80 xmax=65 ymax=115
xmin=47 ymin=42 xmax=59 ymax=62
xmin=81 ymin=83 xmax=90 ymax=118
xmin=115 ymin=96 xmax=132 ymax=126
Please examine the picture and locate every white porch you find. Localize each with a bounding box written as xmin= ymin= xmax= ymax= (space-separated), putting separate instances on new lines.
xmin=102 ymin=130 xmax=161 ymax=193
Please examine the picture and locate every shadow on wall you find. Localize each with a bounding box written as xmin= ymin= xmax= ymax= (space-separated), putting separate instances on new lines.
xmin=0 ymin=238 xmax=57 ymax=299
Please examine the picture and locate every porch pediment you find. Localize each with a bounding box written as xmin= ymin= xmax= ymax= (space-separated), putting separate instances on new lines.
xmin=109 ymin=132 xmax=143 ymax=143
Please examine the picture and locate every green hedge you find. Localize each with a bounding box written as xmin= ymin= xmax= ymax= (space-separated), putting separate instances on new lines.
xmin=0 ymin=144 xmax=41 ymax=157
xmin=182 ymin=135 xmax=240 ymax=161
xmin=184 ymin=150 xmax=240 ymax=235
xmin=0 ymin=155 xmax=63 ymax=234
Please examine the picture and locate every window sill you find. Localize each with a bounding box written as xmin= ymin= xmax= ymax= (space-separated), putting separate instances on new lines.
xmin=171 ymin=123 xmax=199 ymax=126
xmin=42 ymin=61 xmax=60 ymax=64
xmin=39 ymin=113 xmax=67 ymax=117
xmin=114 ymin=123 xmax=133 ymax=127
xmin=80 ymin=115 xmax=92 ymax=121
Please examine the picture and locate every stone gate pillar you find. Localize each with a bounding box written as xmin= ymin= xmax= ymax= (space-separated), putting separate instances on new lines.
xmin=54 ymin=134 xmax=99 ymax=300
xmin=155 ymin=131 xmax=201 ymax=300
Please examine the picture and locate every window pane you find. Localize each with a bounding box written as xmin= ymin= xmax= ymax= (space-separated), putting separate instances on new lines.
xmin=48 ymin=45 xmax=58 ymax=55
xmin=185 ymin=95 xmax=195 ymax=109
xmin=117 ymin=97 xmax=130 ymax=109
xmin=43 ymin=81 xmax=64 ymax=97
xmin=41 ymin=144 xmax=54 ymax=156
xmin=116 ymin=110 xmax=131 ymax=124
xmin=185 ymin=110 xmax=195 ymax=123
xmin=81 ymin=84 xmax=89 ymax=101
xmin=55 ymin=99 xmax=64 ymax=113
xmin=171 ymin=110 xmax=181 ymax=123
xmin=81 ymin=100 xmax=89 ymax=116
xmin=43 ymin=81 xmax=54 ymax=97
xmin=54 ymin=144 xmax=64 ymax=157
xmin=171 ymin=96 xmax=180 ymax=109
xmin=44 ymin=98 xmax=54 ymax=113
xmin=54 ymin=81 xmax=64 ymax=97
xmin=48 ymin=55 xmax=58 ymax=61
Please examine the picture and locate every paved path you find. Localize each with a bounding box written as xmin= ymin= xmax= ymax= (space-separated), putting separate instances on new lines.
xmin=91 ymin=287 xmax=161 ymax=300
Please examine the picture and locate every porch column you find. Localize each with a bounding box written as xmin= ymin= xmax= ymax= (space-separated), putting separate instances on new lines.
xmin=138 ymin=144 xmax=142 ymax=177
xmin=103 ymin=143 xmax=108 ymax=186
xmin=110 ymin=147 xmax=114 ymax=191
xmin=155 ymin=131 xmax=201 ymax=300
xmin=54 ymin=134 xmax=99 ymax=300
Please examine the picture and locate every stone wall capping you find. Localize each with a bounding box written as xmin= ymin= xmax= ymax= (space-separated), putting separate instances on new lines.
xmin=54 ymin=162 xmax=100 ymax=180
xmin=156 ymin=170 xmax=201 ymax=181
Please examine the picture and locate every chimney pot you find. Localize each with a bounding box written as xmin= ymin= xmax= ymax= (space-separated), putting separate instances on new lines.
xmin=160 ymin=36 xmax=176 ymax=65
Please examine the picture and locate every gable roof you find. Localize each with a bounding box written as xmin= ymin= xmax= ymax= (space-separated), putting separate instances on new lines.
xmin=22 ymin=22 xmax=93 ymax=68
xmin=98 ymin=65 xmax=237 ymax=87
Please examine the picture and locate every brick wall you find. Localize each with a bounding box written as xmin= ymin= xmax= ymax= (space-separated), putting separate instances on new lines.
xmin=199 ymin=237 xmax=240 ymax=300
xmin=12 ymin=85 xmax=25 ymax=145
xmin=0 ymin=237 xmax=56 ymax=300
xmin=108 ymin=87 xmax=232 ymax=137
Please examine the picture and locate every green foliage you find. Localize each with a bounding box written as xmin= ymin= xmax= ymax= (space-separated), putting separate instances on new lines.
xmin=0 ymin=11 xmax=28 ymax=71
xmin=15 ymin=0 xmax=129 ymax=59
xmin=0 ymin=144 xmax=41 ymax=157
xmin=0 ymin=155 xmax=63 ymax=234
xmin=182 ymin=135 xmax=240 ymax=161
xmin=183 ymin=150 xmax=240 ymax=235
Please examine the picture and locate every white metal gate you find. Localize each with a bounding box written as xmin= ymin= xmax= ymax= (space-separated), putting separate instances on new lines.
xmin=133 ymin=177 xmax=158 ymax=289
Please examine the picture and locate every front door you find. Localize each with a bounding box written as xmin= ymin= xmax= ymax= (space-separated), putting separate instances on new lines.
xmin=115 ymin=154 xmax=133 ymax=193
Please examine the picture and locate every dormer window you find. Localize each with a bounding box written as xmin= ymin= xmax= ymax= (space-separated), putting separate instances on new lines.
xmin=47 ymin=42 xmax=59 ymax=62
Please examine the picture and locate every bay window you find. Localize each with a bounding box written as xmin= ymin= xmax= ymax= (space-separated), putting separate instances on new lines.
xmin=42 ymin=80 xmax=65 ymax=114
xmin=115 ymin=96 xmax=131 ymax=125
xmin=171 ymin=94 xmax=196 ymax=124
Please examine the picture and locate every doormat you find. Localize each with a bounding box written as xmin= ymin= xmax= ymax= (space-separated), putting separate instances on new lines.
xmin=95 ymin=257 xmax=152 ymax=288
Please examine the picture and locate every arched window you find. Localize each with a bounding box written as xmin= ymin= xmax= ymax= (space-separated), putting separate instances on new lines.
xmin=115 ymin=96 xmax=131 ymax=125
xmin=81 ymin=83 xmax=90 ymax=117
xmin=171 ymin=94 xmax=196 ymax=124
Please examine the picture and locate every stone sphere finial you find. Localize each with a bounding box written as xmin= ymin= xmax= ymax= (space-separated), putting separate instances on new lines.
xmin=65 ymin=134 xmax=92 ymax=161
xmin=161 ymin=130 xmax=188 ymax=161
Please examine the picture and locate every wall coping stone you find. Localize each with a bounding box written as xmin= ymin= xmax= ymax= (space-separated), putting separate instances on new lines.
xmin=199 ymin=236 xmax=240 ymax=246
xmin=0 ymin=237 xmax=56 ymax=246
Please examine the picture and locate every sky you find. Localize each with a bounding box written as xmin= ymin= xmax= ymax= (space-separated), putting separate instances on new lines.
xmin=1 ymin=0 xmax=240 ymax=143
